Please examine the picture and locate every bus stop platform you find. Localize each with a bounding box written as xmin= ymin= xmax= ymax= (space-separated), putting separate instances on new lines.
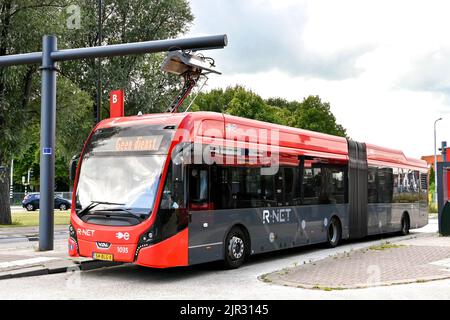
xmin=0 ymin=226 xmax=120 ymax=280
xmin=261 ymin=226 xmax=450 ymax=290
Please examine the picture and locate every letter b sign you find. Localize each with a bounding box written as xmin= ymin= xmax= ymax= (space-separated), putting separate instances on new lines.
xmin=110 ymin=90 xmax=124 ymax=118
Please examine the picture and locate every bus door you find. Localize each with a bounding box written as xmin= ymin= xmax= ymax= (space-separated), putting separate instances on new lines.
xmin=187 ymin=166 xmax=224 ymax=264
xmin=188 ymin=166 xmax=213 ymax=211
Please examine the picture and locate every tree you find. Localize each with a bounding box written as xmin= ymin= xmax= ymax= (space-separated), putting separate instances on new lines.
xmin=0 ymin=0 xmax=67 ymax=224
xmin=15 ymin=77 xmax=93 ymax=192
xmin=289 ymin=96 xmax=347 ymax=137
xmin=60 ymin=0 xmax=194 ymax=119
xmin=191 ymin=86 xmax=347 ymax=137
xmin=429 ymin=166 xmax=435 ymax=192
xmin=0 ymin=0 xmax=194 ymax=224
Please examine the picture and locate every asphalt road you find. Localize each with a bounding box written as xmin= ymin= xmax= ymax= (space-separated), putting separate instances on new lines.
xmin=0 ymin=219 xmax=448 ymax=300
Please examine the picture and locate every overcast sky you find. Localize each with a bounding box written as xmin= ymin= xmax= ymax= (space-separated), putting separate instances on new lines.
xmin=186 ymin=0 xmax=450 ymax=159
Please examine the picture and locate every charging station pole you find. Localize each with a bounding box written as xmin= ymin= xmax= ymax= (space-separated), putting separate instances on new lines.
xmin=0 ymin=34 xmax=227 ymax=250
xmin=38 ymin=35 xmax=58 ymax=250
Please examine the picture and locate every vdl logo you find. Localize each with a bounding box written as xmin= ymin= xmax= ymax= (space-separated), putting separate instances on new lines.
xmin=262 ymin=208 xmax=292 ymax=224
xmin=96 ymin=242 xmax=111 ymax=249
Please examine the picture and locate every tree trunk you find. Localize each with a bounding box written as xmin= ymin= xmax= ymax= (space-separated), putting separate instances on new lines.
xmin=0 ymin=160 xmax=12 ymax=225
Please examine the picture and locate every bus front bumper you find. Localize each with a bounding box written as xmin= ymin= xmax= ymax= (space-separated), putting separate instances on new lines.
xmin=69 ymin=228 xmax=189 ymax=268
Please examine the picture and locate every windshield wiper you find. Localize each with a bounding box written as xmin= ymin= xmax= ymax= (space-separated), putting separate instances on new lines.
xmin=77 ymin=201 xmax=125 ymax=218
xmin=93 ymin=207 xmax=148 ymax=220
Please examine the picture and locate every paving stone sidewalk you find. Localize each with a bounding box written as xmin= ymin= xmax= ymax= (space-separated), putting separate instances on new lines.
xmin=261 ymin=233 xmax=450 ymax=290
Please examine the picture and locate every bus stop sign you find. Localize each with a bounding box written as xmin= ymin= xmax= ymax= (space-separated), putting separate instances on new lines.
xmin=110 ymin=90 xmax=124 ymax=118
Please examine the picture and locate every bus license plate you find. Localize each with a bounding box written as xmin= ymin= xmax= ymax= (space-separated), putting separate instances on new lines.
xmin=92 ymin=252 xmax=113 ymax=261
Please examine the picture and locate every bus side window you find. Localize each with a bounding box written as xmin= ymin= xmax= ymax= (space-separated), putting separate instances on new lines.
xmin=189 ymin=167 xmax=210 ymax=210
xmin=160 ymin=163 xmax=185 ymax=211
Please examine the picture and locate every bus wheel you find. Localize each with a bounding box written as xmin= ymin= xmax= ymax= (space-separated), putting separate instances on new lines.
xmin=400 ymin=214 xmax=410 ymax=235
xmin=327 ymin=217 xmax=341 ymax=248
xmin=224 ymin=227 xmax=247 ymax=269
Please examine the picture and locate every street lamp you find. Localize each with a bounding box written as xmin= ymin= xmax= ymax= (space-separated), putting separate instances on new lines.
xmin=434 ymin=117 xmax=443 ymax=204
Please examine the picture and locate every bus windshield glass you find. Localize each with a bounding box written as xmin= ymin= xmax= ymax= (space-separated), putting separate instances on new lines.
xmin=75 ymin=125 xmax=174 ymax=216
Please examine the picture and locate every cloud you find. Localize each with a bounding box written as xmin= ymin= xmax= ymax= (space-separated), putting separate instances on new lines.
xmin=188 ymin=0 xmax=370 ymax=79
xmin=187 ymin=0 xmax=450 ymax=159
xmin=398 ymin=48 xmax=450 ymax=97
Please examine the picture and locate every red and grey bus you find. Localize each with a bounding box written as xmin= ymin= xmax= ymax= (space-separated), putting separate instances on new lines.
xmin=68 ymin=111 xmax=428 ymax=268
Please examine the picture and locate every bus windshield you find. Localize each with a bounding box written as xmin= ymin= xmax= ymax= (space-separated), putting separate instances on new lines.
xmin=75 ymin=125 xmax=174 ymax=216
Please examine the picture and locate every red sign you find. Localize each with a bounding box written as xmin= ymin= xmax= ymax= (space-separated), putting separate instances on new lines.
xmin=110 ymin=90 xmax=124 ymax=118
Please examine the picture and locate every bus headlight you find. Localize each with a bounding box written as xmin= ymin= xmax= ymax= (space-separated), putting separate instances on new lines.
xmin=68 ymin=223 xmax=79 ymax=256
xmin=135 ymin=225 xmax=158 ymax=260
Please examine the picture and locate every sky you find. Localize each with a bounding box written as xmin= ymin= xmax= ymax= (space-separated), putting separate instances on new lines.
xmin=186 ymin=0 xmax=450 ymax=159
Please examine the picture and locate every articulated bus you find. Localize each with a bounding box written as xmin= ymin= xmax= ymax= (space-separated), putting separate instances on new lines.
xmin=68 ymin=112 xmax=428 ymax=269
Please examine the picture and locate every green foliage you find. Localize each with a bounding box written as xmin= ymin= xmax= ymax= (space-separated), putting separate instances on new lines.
xmin=61 ymin=0 xmax=194 ymax=117
xmin=191 ymin=86 xmax=348 ymax=137
xmin=2 ymin=0 xmax=193 ymax=184
xmin=429 ymin=166 xmax=435 ymax=189
xmin=289 ymin=96 xmax=347 ymax=137
xmin=429 ymin=201 xmax=438 ymax=214
xmin=0 ymin=1 xmax=67 ymax=161
xmin=0 ymin=0 xmax=194 ymax=224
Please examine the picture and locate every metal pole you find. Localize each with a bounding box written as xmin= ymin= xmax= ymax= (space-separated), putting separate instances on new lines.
xmin=9 ymin=158 xmax=13 ymax=200
xmin=434 ymin=117 xmax=442 ymax=206
xmin=96 ymin=0 xmax=103 ymax=124
xmin=0 ymin=35 xmax=227 ymax=66
xmin=39 ymin=35 xmax=57 ymax=251
xmin=51 ymin=35 xmax=227 ymax=62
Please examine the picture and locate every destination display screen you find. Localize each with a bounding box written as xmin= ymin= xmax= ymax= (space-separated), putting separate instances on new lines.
xmin=84 ymin=125 xmax=174 ymax=155
xmin=114 ymin=135 xmax=164 ymax=152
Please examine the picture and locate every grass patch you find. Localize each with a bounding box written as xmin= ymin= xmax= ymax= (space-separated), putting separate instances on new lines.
xmin=312 ymin=285 xmax=345 ymax=291
xmin=429 ymin=202 xmax=438 ymax=214
xmin=259 ymin=274 xmax=273 ymax=283
xmin=369 ymin=242 xmax=405 ymax=251
xmin=0 ymin=211 xmax=70 ymax=228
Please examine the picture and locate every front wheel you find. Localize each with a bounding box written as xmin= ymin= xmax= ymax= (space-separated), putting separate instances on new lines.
xmin=223 ymin=227 xmax=248 ymax=269
xmin=327 ymin=217 xmax=342 ymax=248
xmin=59 ymin=203 xmax=68 ymax=211
xmin=26 ymin=203 xmax=35 ymax=212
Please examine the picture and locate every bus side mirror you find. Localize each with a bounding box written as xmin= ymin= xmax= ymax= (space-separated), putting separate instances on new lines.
xmin=70 ymin=154 xmax=80 ymax=182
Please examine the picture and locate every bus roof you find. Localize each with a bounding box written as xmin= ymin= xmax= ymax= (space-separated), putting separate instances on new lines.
xmin=98 ymin=111 xmax=427 ymax=170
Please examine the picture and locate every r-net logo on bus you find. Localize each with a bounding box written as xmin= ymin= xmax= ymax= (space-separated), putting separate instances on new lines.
xmin=262 ymin=208 xmax=292 ymax=224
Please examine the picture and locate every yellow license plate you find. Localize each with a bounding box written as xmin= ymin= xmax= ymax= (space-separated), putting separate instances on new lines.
xmin=92 ymin=252 xmax=114 ymax=261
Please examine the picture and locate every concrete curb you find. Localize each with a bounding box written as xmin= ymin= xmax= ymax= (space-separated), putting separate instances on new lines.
xmin=0 ymin=259 xmax=123 ymax=280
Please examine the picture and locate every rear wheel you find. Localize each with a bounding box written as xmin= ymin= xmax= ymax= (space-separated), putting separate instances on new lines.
xmin=327 ymin=217 xmax=342 ymax=248
xmin=400 ymin=214 xmax=410 ymax=235
xmin=26 ymin=203 xmax=35 ymax=212
xmin=223 ymin=227 xmax=248 ymax=269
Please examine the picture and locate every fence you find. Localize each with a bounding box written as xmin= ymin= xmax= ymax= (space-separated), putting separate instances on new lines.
xmin=10 ymin=192 xmax=73 ymax=206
